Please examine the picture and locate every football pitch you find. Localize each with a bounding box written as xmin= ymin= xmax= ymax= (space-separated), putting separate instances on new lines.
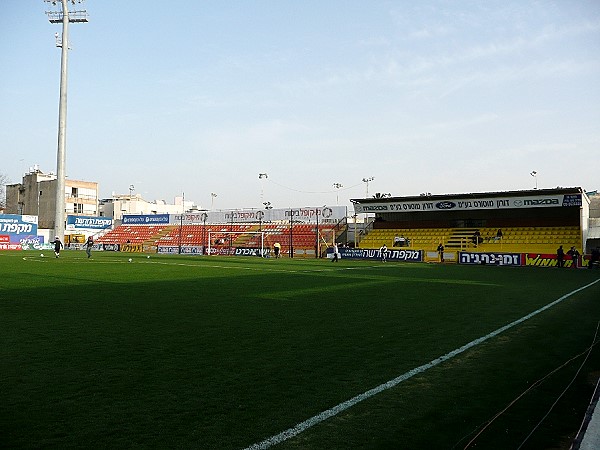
xmin=1 ymin=251 xmax=600 ymax=449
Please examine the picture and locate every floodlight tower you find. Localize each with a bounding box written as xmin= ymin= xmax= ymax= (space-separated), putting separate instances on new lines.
xmin=44 ymin=0 xmax=89 ymax=241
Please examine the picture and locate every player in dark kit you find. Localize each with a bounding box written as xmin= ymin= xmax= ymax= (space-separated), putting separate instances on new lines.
xmin=556 ymin=245 xmax=565 ymax=268
xmin=85 ymin=236 xmax=94 ymax=258
xmin=54 ymin=237 xmax=63 ymax=258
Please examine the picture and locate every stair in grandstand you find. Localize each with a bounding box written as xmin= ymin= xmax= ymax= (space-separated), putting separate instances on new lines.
xmin=144 ymin=226 xmax=177 ymax=246
xmin=233 ymin=225 xmax=261 ymax=246
xmin=445 ymin=228 xmax=479 ymax=249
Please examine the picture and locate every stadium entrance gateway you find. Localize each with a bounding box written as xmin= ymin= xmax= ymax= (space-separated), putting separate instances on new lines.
xmin=350 ymin=187 xmax=593 ymax=267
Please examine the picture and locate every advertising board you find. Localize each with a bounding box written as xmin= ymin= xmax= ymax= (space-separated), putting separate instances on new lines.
xmin=338 ymin=247 xmax=422 ymax=262
xmin=458 ymin=252 xmax=522 ymax=266
xmin=353 ymin=193 xmax=583 ymax=214
xmin=0 ymin=214 xmax=39 ymax=250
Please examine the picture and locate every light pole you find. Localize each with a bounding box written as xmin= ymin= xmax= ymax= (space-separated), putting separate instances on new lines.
xmin=258 ymin=173 xmax=268 ymax=205
xmin=530 ymin=171 xmax=538 ymax=190
xmin=128 ymin=184 xmax=134 ymax=213
xmin=362 ymin=177 xmax=374 ymax=239
xmin=362 ymin=177 xmax=374 ymax=198
xmin=352 ymin=213 xmax=358 ymax=248
xmin=333 ymin=182 xmax=343 ymax=205
xmin=289 ymin=207 xmax=293 ymax=258
xmin=178 ymin=191 xmax=185 ymax=254
xmin=210 ymin=192 xmax=217 ymax=210
xmin=44 ymin=0 xmax=88 ymax=241
xmin=201 ymin=212 xmax=208 ymax=254
xmin=315 ymin=206 xmax=320 ymax=259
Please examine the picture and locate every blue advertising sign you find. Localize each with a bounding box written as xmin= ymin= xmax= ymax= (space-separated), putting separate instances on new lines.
xmin=122 ymin=214 xmax=170 ymax=225
xmin=0 ymin=214 xmax=39 ymax=245
xmin=19 ymin=236 xmax=46 ymax=250
xmin=562 ymin=194 xmax=582 ymax=207
xmin=67 ymin=215 xmax=113 ymax=230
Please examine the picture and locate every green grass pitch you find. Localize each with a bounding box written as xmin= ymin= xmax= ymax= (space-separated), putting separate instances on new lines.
xmin=1 ymin=250 xmax=599 ymax=449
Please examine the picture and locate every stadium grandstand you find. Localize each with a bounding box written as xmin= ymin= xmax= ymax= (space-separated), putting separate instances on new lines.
xmin=95 ymin=206 xmax=347 ymax=258
xmin=89 ymin=187 xmax=599 ymax=268
xmin=351 ymin=186 xmax=598 ymax=267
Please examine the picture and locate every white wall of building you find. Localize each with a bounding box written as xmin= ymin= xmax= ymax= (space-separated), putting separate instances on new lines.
xmin=100 ymin=195 xmax=196 ymax=221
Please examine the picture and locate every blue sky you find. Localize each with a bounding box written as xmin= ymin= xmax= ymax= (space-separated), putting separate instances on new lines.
xmin=1 ymin=1 xmax=599 ymax=211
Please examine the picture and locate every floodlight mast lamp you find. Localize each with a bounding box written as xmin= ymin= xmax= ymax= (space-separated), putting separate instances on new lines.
xmin=333 ymin=182 xmax=343 ymax=205
xmin=258 ymin=173 xmax=268 ymax=204
xmin=530 ymin=171 xmax=538 ymax=190
xmin=45 ymin=0 xmax=88 ymax=242
xmin=362 ymin=177 xmax=374 ymax=198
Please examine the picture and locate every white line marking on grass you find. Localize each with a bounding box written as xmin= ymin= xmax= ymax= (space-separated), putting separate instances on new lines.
xmin=244 ymin=278 xmax=600 ymax=450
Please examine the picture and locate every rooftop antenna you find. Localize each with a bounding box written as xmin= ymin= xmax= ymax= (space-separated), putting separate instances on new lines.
xmin=44 ymin=0 xmax=88 ymax=241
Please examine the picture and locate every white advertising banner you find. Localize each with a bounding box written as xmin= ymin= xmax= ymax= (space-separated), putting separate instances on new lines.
xmin=353 ymin=193 xmax=582 ymax=214
xmin=173 ymin=206 xmax=347 ymax=225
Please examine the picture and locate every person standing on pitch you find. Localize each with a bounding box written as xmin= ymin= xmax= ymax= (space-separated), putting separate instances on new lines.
xmin=54 ymin=237 xmax=63 ymax=258
xmin=567 ymin=246 xmax=580 ymax=269
xmin=379 ymin=244 xmax=388 ymax=262
xmin=332 ymin=243 xmax=339 ymax=262
xmin=437 ymin=243 xmax=445 ymax=262
xmin=556 ymin=245 xmax=565 ymax=268
xmin=85 ymin=236 xmax=94 ymax=259
xmin=273 ymin=242 xmax=281 ymax=259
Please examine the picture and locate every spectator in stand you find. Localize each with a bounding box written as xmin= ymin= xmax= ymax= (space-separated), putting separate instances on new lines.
xmin=494 ymin=229 xmax=503 ymax=241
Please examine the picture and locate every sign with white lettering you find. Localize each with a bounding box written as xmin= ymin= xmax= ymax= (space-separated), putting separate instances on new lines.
xmin=338 ymin=247 xmax=422 ymax=262
xmin=353 ymin=194 xmax=582 ymax=214
xmin=458 ymin=252 xmax=522 ymax=266
xmin=0 ymin=214 xmax=39 ymax=248
xmin=124 ymin=206 xmax=347 ymax=226
xmin=66 ymin=215 xmax=112 ymax=230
